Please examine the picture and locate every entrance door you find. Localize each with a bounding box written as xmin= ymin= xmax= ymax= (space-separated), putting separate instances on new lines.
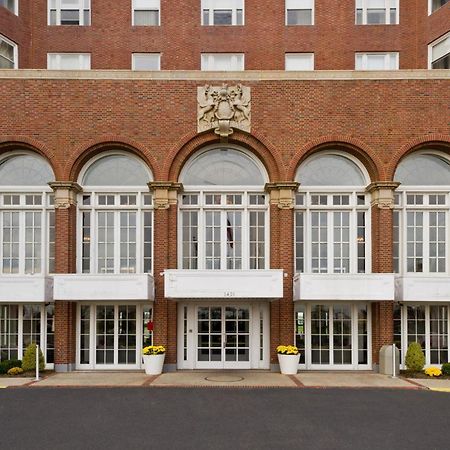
xmin=196 ymin=305 xmax=251 ymax=369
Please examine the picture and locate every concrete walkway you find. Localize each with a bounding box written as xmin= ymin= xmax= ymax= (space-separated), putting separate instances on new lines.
xmin=0 ymin=377 xmax=35 ymax=388
xmin=406 ymin=378 xmax=450 ymax=392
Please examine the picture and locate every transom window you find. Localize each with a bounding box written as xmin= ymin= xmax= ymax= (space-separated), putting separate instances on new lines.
xmin=429 ymin=0 xmax=449 ymax=15
xmin=286 ymin=0 xmax=314 ymax=25
xmin=202 ymin=0 xmax=244 ymax=26
xmin=201 ymin=53 xmax=244 ymax=71
xmin=356 ymin=0 xmax=399 ymax=25
xmin=78 ymin=153 xmax=153 ymax=274
xmin=0 ymin=153 xmax=55 ymax=275
xmin=285 ymin=53 xmax=314 ymax=71
xmin=132 ymin=0 xmax=160 ymax=26
xmin=393 ymin=152 xmax=450 ymax=274
xmin=132 ymin=53 xmax=161 ymax=70
xmin=429 ymin=33 xmax=450 ymax=69
xmin=0 ymin=34 xmax=17 ymax=69
xmin=47 ymin=53 xmax=91 ymax=70
xmin=179 ymin=148 xmax=269 ymax=270
xmin=294 ymin=153 xmax=370 ymax=274
xmin=355 ymin=52 xmax=399 ymax=70
xmin=48 ymin=0 xmax=91 ymax=26
xmin=0 ymin=0 xmax=18 ymax=15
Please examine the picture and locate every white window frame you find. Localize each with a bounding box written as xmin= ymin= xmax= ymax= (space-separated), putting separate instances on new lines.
xmin=47 ymin=53 xmax=91 ymax=70
xmin=48 ymin=0 xmax=91 ymax=26
xmin=132 ymin=53 xmax=161 ymax=70
xmin=132 ymin=0 xmax=160 ymax=26
xmin=285 ymin=0 xmax=314 ymax=26
xmin=0 ymin=0 xmax=18 ymax=15
xmin=355 ymin=52 xmax=399 ymax=70
xmin=428 ymin=0 xmax=449 ymax=15
xmin=355 ymin=0 xmax=399 ymax=25
xmin=285 ymin=53 xmax=314 ymax=70
xmin=201 ymin=53 xmax=244 ymax=71
xmin=201 ymin=0 xmax=244 ymax=26
xmin=0 ymin=34 xmax=18 ymax=69
xmin=428 ymin=32 xmax=450 ymax=69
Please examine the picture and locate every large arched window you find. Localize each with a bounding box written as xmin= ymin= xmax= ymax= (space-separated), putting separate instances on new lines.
xmin=78 ymin=152 xmax=153 ymax=274
xmin=294 ymin=152 xmax=370 ymax=274
xmin=179 ymin=146 xmax=269 ymax=270
xmin=0 ymin=152 xmax=55 ymax=274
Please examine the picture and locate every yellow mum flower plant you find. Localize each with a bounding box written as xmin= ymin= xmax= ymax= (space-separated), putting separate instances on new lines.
xmin=142 ymin=345 xmax=166 ymax=355
xmin=424 ymin=367 xmax=442 ymax=377
xmin=276 ymin=345 xmax=299 ymax=355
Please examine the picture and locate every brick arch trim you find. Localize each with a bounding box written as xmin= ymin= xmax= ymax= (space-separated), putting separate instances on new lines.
xmin=388 ymin=135 xmax=450 ymax=180
xmin=0 ymin=137 xmax=60 ymax=179
xmin=67 ymin=137 xmax=159 ymax=182
xmin=287 ymin=136 xmax=383 ymax=182
xmin=166 ymin=130 xmax=282 ymax=182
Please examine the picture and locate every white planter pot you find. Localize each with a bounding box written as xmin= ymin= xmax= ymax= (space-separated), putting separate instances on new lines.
xmin=277 ymin=353 xmax=300 ymax=375
xmin=142 ymin=354 xmax=165 ymax=375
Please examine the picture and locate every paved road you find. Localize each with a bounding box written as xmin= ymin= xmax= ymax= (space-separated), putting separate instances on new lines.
xmin=0 ymin=387 xmax=449 ymax=449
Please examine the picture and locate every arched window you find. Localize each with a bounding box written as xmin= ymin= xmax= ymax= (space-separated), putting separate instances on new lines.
xmin=393 ymin=152 xmax=450 ymax=274
xmin=78 ymin=152 xmax=153 ymax=274
xmin=179 ymin=146 xmax=269 ymax=270
xmin=294 ymin=152 xmax=370 ymax=274
xmin=0 ymin=152 xmax=55 ymax=274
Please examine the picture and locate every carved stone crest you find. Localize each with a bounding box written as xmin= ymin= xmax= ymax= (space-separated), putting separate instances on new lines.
xmin=197 ymin=84 xmax=251 ymax=138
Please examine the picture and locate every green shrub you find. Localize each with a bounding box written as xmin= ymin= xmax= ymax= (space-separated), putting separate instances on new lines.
xmin=21 ymin=344 xmax=45 ymax=372
xmin=442 ymin=363 xmax=450 ymax=376
xmin=405 ymin=342 xmax=425 ymax=371
xmin=0 ymin=359 xmax=22 ymax=374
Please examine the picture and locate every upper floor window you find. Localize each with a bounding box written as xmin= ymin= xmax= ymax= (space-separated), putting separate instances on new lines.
xmin=201 ymin=0 xmax=244 ymax=25
xmin=179 ymin=147 xmax=269 ymax=270
xmin=393 ymin=152 xmax=450 ymax=274
xmin=429 ymin=0 xmax=449 ymax=15
xmin=429 ymin=33 xmax=450 ymax=69
xmin=355 ymin=52 xmax=399 ymax=70
xmin=285 ymin=53 xmax=314 ymax=70
xmin=132 ymin=0 xmax=160 ymax=26
xmin=48 ymin=0 xmax=90 ymax=26
xmin=0 ymin=34 xmax=17 ymax=69
xmin=294 ymin=153 xmax=370 ymax=274
xmin=0 ymin=0 xmax=18 ymax=15
xmin=47 ymin=53 xmax=91 ymax=70
xmin=286 ymin=0 xmax=314 ymax=25
xmin=356 ymin=0 xmax=399 ymax=25
xmin=0 ymin=153 xmax=55 ymax=275
xmin=78 ymin=153 xmax=153 ymax=275
xmin=201 ymin=53 xmax=244 ymax=70
xmin=132 ymin=53 xmax=161 ymax=70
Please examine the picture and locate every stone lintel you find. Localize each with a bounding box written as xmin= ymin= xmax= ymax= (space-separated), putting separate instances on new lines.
xmin=148 ymin=182 xmax=184 ymax=209
xmin=366 ymin=182 xmax=401 ymax=210
xmin=48 ymin=181 xmax=82 ymax=209
xmin=265 ymin=182 xmax=300 ymax=210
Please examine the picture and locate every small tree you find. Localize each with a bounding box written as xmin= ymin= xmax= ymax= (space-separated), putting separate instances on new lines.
xmin=22 ymin=343 xmax=45 ymax=372
xmin=405 ymin=342 xmax=425 ymax=371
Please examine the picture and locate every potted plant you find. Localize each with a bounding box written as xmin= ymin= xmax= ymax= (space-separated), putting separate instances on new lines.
xmin=277 ymin=345 xmax=300 ymax=375
xmin=142 ymin=345 xmax=166 ymax=375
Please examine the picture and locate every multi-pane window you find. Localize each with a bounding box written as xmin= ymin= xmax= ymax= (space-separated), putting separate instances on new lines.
xmin=356 ymin=0 xmax=399 ymax=25
xmin=202 ymin=0 xmax=244 ymax=25
xmin=429 ymin=0 xmax=449 ymax=14
xmin=132 ymin=0 xmax=160 ymax=26
xmin=201 ymin=53 xmax=244 ymax=71
xmin=0 ymin=0 xmax=18 ymax=15
xmin=48 ymin=0 xmax=90 ymax=26
xmin=180 ymin=192 xmax=267 ymax=270
xmin=0 ymin=304 xmax=55 ymax=364
xmin=0 ymin=34 xmax=17 ymax=69
xmin=286 ymin=0 xmax=314 ymax=25
xmin=285 ymin=53 xmax=314 ymax=71
xmin=47 ymin=53 xmax=91 ymax=70
xmin=355 ymin=52 xmax=399 ymax=70
xmin=78 ymin=154 xmax=153 ymax=275
xmin=132 ymin=53 xmax=161 ymax=70
xmin=429 ymin=33 xmax=450 ymax=69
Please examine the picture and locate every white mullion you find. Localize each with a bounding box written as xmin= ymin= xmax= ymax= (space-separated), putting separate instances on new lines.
xmin=221 ymin=209 xmax=227 ymax=270
xmin=447 ymin=304 xmax=450 ymax=363
xmin=327 ymin=210 xmax=333 ymax=273
xmin=366 ymin=205 xmax=371 ymax=273
xmin=92 ymin=208 xmax=97 ymax=274
xmin=18 ymin=304 xmax=23 ymax=359
xmin=115 ymin=209 xmax=121 ymax=274
xmin=0 ymin=212 xmax=3 ymax=275
xmin=264 ymin=203 xmax=269 ymax=270
xmin=350 ymin=208 xmax=357 ymax=274
xmin=425 ymin=305 xmax=431 ymax=366
xmin=41 ymin=208 xmax=47 ymax=275
xmin=329 ymin=304 xmax=334 ymax=366
xmin=401 ymin=304 xmax=407 ymax=367
xmin=352 ymin=304 xmax=358 ymax=368
xmin=305 ymin=208 xmax=311 ymax=273
xmin=137 ymin=207 xmax=142 ymax=274
xmin=423 ymin=212 xmax=430 ymax=273
xmin=242 ymin=208 xmax=249 ymax=270
xmin=198 ymin=193 xmax=205 ymax=269
xmin=40 ymin=305 xmax=46 ymax=362
xmin=90 ymin=304 xmax=96 ymax=369
xmin=19 ymin=211 xmax=25 ymax=274
xmin=114 ymin=305 xmax=119 ymax=366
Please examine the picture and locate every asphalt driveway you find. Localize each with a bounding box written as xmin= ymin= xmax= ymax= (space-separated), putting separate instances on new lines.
xmin=0 ymin=387 xmax=448 ymax=449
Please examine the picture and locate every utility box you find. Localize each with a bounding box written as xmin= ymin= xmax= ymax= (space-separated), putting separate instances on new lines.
xmin=379 ymin=344 xmax=400 ymax=376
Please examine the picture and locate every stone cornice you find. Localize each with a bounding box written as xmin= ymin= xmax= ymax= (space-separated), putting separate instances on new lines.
xmin=0 ymin=69 xmax=449 ymax=81
xmin=265 ymin=182 xmax=300 ymax=210
xmin=48 ymin=181 xmax=82 ymax=209
xmin=366 ymin=181 xmax=401 ymax=210
xmin=148 ymin=182 xmax=183 ymax=209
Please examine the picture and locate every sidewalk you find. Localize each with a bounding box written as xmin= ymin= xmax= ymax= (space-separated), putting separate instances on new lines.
xmin=8 ymin=370 xmax=440 ymax=390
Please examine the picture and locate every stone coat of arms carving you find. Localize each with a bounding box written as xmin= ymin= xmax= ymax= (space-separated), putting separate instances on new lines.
xmin=197 ymin=84 xmax=251 ymax=138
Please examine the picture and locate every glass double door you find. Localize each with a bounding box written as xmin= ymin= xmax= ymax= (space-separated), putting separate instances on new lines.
xmin=196 ymin=305 xmax=251 ymax=369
